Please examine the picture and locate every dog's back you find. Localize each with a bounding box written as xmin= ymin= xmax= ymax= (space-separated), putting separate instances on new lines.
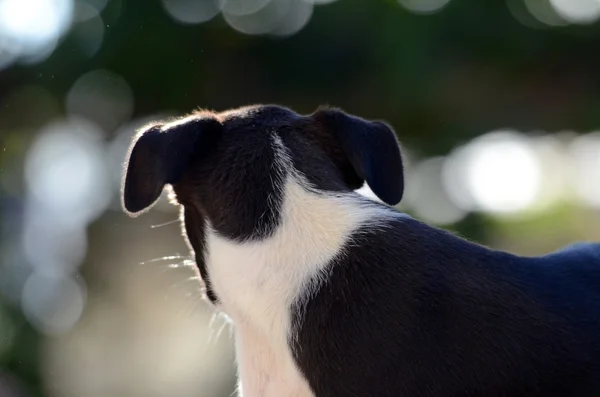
xmin=295 ymin=213 xmax=600 ymax=397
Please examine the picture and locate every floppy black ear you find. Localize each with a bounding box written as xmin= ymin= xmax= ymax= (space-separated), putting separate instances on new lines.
xmin=317 ymin=109 xmax=404 ymax=206
xmin=122 ymin=118 xmax=221 ymax=216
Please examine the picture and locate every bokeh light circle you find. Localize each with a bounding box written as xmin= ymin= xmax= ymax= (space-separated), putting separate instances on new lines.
xmin=24 ymin=118 xmax=113 ymax=226
xmin=397 ymin=0 xmax=452 ymax=14
xmin=0 ymin=0 xmax=73 ymax=66
xmin=161 ymin=0 xmax=220 ymax=24
xmin=66 ymin=69 xmax=134 ymax=132
xmin=21 ymin=272 xmax=87 ymax=335
xmin=549 ymin=0 xmax=600 ymax=24
xmin=219 ymin=0 xmax=273 ymax=16
xmin=443 ymin=131 xmax=542 ymax=214
xmin=568 ymin=132 xmax=600 ymax=207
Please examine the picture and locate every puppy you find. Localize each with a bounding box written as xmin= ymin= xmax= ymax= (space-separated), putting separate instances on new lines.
xmin=122 ymin=104 xmax=600 ymax=397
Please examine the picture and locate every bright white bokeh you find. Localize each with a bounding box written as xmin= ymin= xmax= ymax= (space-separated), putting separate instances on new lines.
xmin=24 ymin=118 xmax=113 ymax=227
xmin=397 ymin=0 xmax=452 ymax=14
xmin=0 ymin=0 xmax=73 ymax=66
xmin=443 ymin=131 xmax=542 ymax=214
xmin=568 ymin=132 xmax=600 ymax=207
xmin=549 ymin=0 xmax=600 ymax=24
xmin=528 ymin=134 xmax=571 ymax=210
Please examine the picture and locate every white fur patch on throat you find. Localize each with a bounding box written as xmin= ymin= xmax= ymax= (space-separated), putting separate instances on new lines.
xmin=204 ymin=135 xmax=386 ymax=397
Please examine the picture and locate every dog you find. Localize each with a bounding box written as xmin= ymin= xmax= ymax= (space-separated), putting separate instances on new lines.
xmin=121 ymin=104 xmax=600 ymax=397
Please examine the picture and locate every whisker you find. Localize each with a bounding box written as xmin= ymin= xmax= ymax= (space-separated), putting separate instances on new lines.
xmin=157 ymin=261 xmax=188 ymax=272
xmin=209 ymin=311 xmax=219 ymax=330
xmin=162 ymin=259 xmax=195 ymax=271
xmin=216 ymin=317 xmax=230 ymax=340
xmin=208 ymin=312 xmax=231 ymax=345
xmin=167 ymin=275 xmax=202 ymax=290
xmin=150 ymin=219 xmax=179 ymax=229
xmin=139 ymin=255 xmax=186 ymax=265
xmin=207 ymin=314 xmax=219 ymax=344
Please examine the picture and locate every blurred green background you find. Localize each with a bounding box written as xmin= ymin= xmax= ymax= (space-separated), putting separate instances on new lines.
xmin=2 ymin=0 xmax=600 ymax=395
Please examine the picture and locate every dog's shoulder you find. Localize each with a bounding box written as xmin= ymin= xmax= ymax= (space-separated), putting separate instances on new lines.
xmin=535 ymin=242 xmax=600 ymax=276
xmin=552 ymin=242 xmax=600 ymax=260
xmin=346 ymin=202 xmax=490 ymax=263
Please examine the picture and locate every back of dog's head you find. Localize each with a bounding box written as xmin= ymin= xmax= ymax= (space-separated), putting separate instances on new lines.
xmin=121 ymin=104 xmax=404 ymax=242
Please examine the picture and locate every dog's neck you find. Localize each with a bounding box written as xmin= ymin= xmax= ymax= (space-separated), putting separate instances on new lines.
xmin=204 ymin=171 xmax=389 ymax=318
xmin=205 ymin=171 xmax=386 ymax=260
xmin=179 ymin=134 xmax=395 ymax=305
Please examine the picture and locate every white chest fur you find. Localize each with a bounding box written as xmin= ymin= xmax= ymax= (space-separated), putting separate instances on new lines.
xmin=205 ymin=174 xmax=384 ymax=397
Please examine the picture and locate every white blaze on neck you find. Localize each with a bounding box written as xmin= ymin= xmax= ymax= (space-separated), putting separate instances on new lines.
xmin=204 ymin=135 xmax=388 ymax=397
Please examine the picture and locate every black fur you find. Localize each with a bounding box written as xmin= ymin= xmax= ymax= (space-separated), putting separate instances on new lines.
xmin=122 ymin=104 xmax=600 ymax=396
xmin=181 ymin=205 xmax=217 ymax=303
xmin=292 ymin=215 xmax=600 ymax=396
xmin=314 ymin=109 xmax=404 ymax=205
xmin=173 ymin=106 xmax=290 ymax=243
xmin=122 ymin=118 xmax=222 ymax=215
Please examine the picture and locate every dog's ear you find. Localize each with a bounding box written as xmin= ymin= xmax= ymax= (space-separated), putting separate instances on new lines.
xmin=315 ymin=108 xmax=404 ymax=206
xmin=122 ymin=118 xmax=221 ymax=216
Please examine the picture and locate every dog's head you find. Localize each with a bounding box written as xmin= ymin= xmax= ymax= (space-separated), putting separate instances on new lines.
xmin=122 ymin=104 xmax=404 ymax=233
xmin=121 ymin=104 xmax=403 ymax=298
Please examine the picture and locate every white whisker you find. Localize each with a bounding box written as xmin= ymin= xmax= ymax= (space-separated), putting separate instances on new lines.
xmin=150 ymin=219 xmax=179 ymax=228
xmin=139 ymin=255 xmax=186 ymax=265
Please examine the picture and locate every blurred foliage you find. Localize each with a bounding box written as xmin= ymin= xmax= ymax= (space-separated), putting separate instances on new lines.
xmin=3 ymin=0 xmax=600 ymax=154
xmin=2 ymin=0 xmax=600 ymax=395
